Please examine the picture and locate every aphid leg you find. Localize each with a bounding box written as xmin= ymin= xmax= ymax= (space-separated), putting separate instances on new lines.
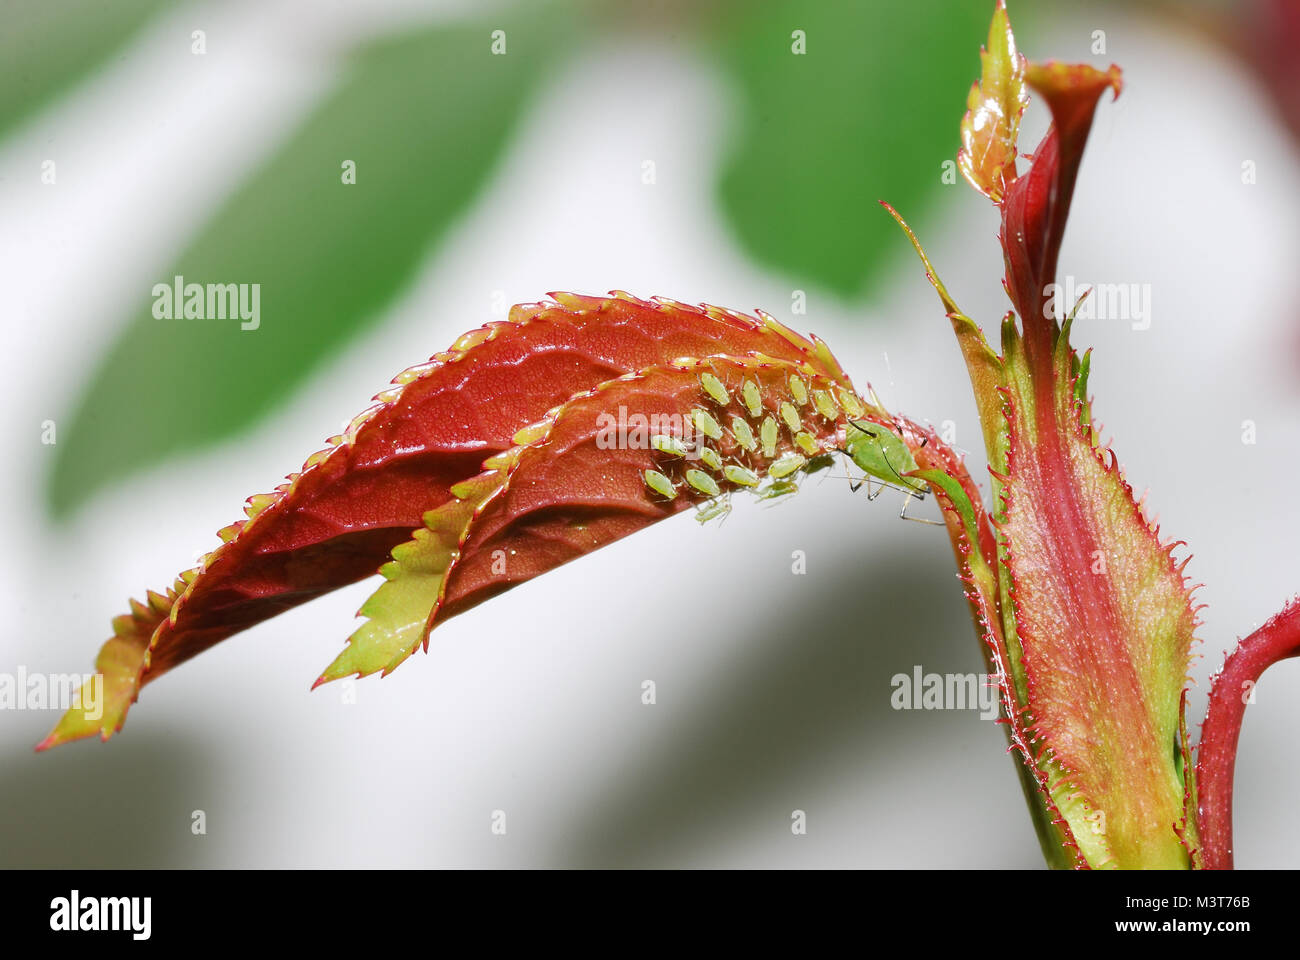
xmin=837 ymin=447 xmax=907 ymax=502
xmin=836 ymin=449 xmax=880 ymax=499
xmin=898 ymin=487 xmax=945 ymax=526
xmin=695 ymin=496 xmax=732 ymax=525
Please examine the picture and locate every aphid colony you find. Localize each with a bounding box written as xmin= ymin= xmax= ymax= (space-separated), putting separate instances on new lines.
xmin=638 ymin=357 xmax=874 ymax=522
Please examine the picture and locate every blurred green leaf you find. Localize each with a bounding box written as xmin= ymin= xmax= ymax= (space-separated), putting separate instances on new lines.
xmin=50 ymin=11 xmax=566 ymax=516
xmin=713 ymin=0 xmax=997 ymax=298
xmin=0 ymin=0 xmax=173 ymax=138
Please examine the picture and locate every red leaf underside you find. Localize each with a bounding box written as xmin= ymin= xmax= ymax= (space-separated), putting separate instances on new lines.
xmin=42 ymin=293 xmax=857 ymax=748
xmin=434 ymin=356 xmax=868 ymax=626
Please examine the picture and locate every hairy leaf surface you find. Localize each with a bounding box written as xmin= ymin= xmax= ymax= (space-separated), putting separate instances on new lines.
xmin=42 ymin=294 xmax=858 ymax=747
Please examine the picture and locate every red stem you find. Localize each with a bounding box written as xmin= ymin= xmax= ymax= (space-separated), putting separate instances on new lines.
xmin=1196 ymin=597 xmax=1300 ymax=869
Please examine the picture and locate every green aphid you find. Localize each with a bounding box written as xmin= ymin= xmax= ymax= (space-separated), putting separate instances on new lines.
xmin=699 ymin=446 xmax=723 ymax=471
xmin=695 ymin=499 xmax=731 ymax=524
xmin=757 ymin=479 xmax=799 ymax=500
xmin=700 ymin=372 xmax=730 ymax=406
xmin=644 ymin=469 xmax=677 ymax=500
xmin=691 ymin=408 xmax=723 ymax=441
xmin=723 ymin=464 xmax=759 ymax=487
xmin=731 ymin=416 xmax=756 ymax=452
xmin=843 ymin=420 xmax=926 ymax=492
xmin=794 ymin=431 xmax=820 ymax=456
xmin=686 ymin=468 xmax=721 ymax=498
xmin=813 ymin=389 xmax=839 ymax=421
xmin=741 ymin=378 xmax=763 ymax=418
xmin=650 ymin=434 xmax=688 ymax=457
xmin=760 ymin=415 xmax=779 ymax=458
xmin=837 ymin=388 xmax=866 ymax=419
xmin=769 ymin=452 xmax=807 ymax=479
xmin=789 ymin=375 xmax=808 ymax=406
xmin=779 ymin=401 xmax=801 ymax=434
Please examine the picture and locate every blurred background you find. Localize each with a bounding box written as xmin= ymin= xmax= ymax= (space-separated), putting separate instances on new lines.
xmin=2 ymin=0 xmax=1298 ymax=868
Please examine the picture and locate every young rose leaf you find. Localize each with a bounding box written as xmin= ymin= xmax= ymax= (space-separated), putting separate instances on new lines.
xmin=312 ymin=471 xmax=506 ymax=686
xmin=39 ymin=294 xmax=860 ymax=747
xmin=957 ymin=0 xmax=1028 ymax=203
xmin=425 ymin=356 xmax=865 ymax=633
